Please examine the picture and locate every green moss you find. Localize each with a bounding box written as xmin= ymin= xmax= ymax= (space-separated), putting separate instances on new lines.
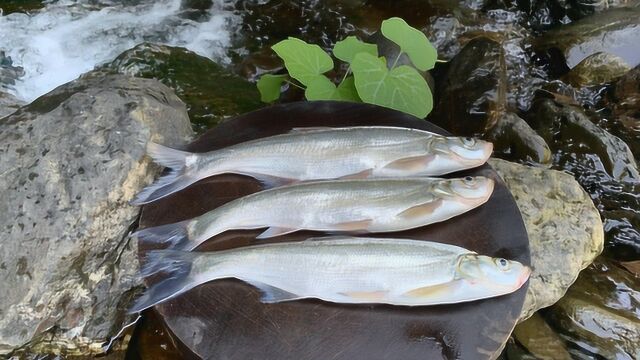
xmin=102 ymin=43 xmax=263 ymax=132
xmin=0 ymin=0 xmax=45 ymax=14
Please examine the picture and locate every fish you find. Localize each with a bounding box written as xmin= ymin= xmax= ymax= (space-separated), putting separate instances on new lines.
xmin=131 ymin=126 xmax=493 ymax=205
xmin=132 ymin=176 xmax=495 ymax=251
xmin=129 ymin=236 xmax=531 ymax=313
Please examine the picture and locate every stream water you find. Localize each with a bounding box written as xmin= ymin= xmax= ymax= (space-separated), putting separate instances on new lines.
xmin=0 ymin=0 xmax=237 ymax=101
xmin=1 ymin=0 xmax=639 ymax=359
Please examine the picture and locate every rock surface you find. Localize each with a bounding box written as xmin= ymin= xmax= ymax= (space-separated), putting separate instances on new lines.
xmin=489 ymin=159 xmax=604 ymax=321
xmin=102 ymin=43 xmax=263 ymax=132
xmin=0 ymin=73 xmax=193 ymax=355
xmin=564 ymin=52 xmax=631 ymax=87
xmin=486 ymin=112 xmax=551 ymax=164
xmin=0 ymin=91 xmax=24 ymax=118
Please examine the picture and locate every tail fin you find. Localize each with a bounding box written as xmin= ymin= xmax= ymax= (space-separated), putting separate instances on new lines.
xmin=129 ymin=250 xmax=200 ymax=313
xmin=131 ymin=143 xmax=198 ymax=205
xmin=132 ymin=220 xmax=196 ymax=251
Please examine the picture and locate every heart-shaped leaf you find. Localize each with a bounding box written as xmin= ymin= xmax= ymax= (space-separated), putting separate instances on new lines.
xmin=305 ymin=75 xmax=360 ymax=102
xmin=352 ymin=52 xmax=432 ymax=117
xmin=381 ymin=17 xmax=437 ymax=71
xmin=333 ymin=36 xmax=378 ymax=63
xmin=257 ymin=74 xmax=287 ymax=103
xmin=272 ymin=37 xmax=334 ymax=86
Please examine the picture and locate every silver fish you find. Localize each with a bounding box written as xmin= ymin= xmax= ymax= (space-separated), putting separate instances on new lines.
xmin=131 ymin=126 xmax=493 ymax=205
xmin=133 ymin=176 xmax=495 ymax=251
xmin=129 ymin=236 xmax=531 ymax=313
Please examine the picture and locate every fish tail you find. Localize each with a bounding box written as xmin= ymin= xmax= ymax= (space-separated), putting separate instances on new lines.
xmin=131 ymin=142 xmax=199 ymax=205
xmin=132 ymin=220 xmax=196 ymax=251
xmin=129 ymin=250 xmax=206 ymax=313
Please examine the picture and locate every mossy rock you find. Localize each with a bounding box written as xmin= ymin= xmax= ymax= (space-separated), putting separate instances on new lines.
xmin=103 ymin=43 xmax=263 ymax=132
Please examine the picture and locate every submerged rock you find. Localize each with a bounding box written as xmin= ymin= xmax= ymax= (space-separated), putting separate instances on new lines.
xmin=535 ymin=7 xmax=640 ymax=70
xmin=564 ymin=52 xmax=631 ymax=87
xmin=529 ymin=97 xmax=639 ymax=182
xmin=102 ymin=43 xmax=263 ymax=132
xmin=545 ymin=257 xmax=640 ymax=359
xmin=489 ymin=159 xmax=603 ymax=321
xmin=0 ymin=73 xmax=193 ymax=356
xmin=432 ymin=36 xmax=503 ymax=135
xmin=512 ymin=313 xmax=571 ymax=360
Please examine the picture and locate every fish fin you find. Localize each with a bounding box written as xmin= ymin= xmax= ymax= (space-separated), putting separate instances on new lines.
xmin=335 ymin=219 xmax=373 ymax=231
xmin=252 ymin=173 xmax=297 ymax=188
xmin=129 ymin=250 xmax=200 ymax=313
xmin=288 ymin=127 xmax=333 ymax=133
xmin=130 ymin=142 xmax=199 ymax=205
xmin=339 ymin=290 xmax=388 ymax=302
xmin=131 ymin=220 xmax=195 ymax=251
xmin=382 ymin=155 xmax=436 ymax=171
xmin=339 ymin=169 xmax=374 ymax=180
xmin=397 ymin=199 xmax=444 ymax=220
xmin=256 ymin=226 xmax=299 ymax=239
xmin=403 ymin=281 xmax=461 ymax=299
xmin=247 ymin=281 xmax=302 ymax=303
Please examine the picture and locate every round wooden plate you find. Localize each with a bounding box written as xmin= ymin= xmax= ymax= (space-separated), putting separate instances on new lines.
xmin=138 ymin=101 xmax=530 ymax=360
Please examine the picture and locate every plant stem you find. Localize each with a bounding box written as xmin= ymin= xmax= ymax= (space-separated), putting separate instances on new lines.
xmin=285 ymin=80 xmax=305 ymax=90
xmin=391 ymin=52 xmax=403 ymax=69
xmin=339 ymin=66 xmax=351 ymax=86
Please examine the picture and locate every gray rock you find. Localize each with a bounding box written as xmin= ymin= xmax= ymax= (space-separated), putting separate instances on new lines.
xmin=0 ymin=73 xmax=193 ymax=356
xmin=0 ymin=91 xmax=24 ymax=119
xmin=489 ymin=159 xmax=604 ymax=321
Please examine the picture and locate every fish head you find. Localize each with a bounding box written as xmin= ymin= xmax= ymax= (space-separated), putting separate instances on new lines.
xmin=432 ymin=136 xmax=493 ymax=170
xmin=443 ymin=176 xmax=495 ymax=206
xmin=456 ymin=254 xmax=531 ymax=296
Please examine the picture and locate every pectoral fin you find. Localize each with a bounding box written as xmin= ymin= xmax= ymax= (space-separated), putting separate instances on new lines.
xmin=383 ymin=155 xmax=435 ymax=171
xmin=247 ymin=281 xmax=302 ymax=303
xmin=340 ymin=169 xmax=373 ymax=180
xmin=256 ymin=227 xmax=299 ymax=239
xmin=335 ymin=219 xmax=373 ymax=231
xmin=404 ymin=281 xmax=460 ymax=299
xmin=397 ymin=199 xmax=443 ymax=220
xmin=339 ymin=290 xmax=389 ymax=302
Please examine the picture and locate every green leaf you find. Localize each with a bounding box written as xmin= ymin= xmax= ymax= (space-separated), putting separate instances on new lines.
xmin=305 ymin=75 xmax=361 ymax=102
xmin=333 ymin=36 xmax=378 ymax=63
xmin=272 ymin=37 xmax=334 ymax=86
xmin=336 ymin=76 xmax=360 ymax=102
xmin=352 ymin=52 xmax=432 ymax=118
xmin=305 ymin=76 xmax=338 ymax=101
xmin=381 ymin=17 xmax=437 ymax=71
xmin=257 ymin=74 xmax=287 ymax=103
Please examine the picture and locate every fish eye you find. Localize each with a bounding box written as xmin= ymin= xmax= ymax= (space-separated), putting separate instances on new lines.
xmin=462 ymin=137 xmax=476 ymax=147
xmin=463 ymin=176 xmax=476 ymax=185
xmin=494 ymin=258 xmax=511 ymax=271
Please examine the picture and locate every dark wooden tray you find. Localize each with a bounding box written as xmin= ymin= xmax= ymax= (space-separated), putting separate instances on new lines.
xmin=138 ymin=101 xmax=530 ymax=360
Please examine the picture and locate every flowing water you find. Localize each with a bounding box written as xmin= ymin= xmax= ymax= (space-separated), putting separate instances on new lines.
xmin=0 ymin=0 xmax=238 ymax=101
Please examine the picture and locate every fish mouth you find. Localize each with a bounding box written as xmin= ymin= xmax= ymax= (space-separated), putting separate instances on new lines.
xmin=516 ymin=266 xmax=532 ymax=288
xmin=483 ymin=141 xmax=494 ymax=160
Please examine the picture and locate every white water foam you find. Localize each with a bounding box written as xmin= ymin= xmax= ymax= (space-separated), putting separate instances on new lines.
xmin=0 ymin=0 xmax=239 ymax=102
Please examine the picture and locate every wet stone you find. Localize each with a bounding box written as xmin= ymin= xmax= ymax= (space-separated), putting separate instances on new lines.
xmin=564 ymin=52 xmax=631 ymax=87
xmin=486 ymin=112 xmax=551 ymax=164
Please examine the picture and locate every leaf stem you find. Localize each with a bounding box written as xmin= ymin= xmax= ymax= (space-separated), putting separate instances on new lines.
xmin=339 ymin=66 xmax=351 ymax=86
xmin=285 ymin=80 xmax=306 ymax=90
xmin=391 ymin=52 xmax=403 ymax=69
